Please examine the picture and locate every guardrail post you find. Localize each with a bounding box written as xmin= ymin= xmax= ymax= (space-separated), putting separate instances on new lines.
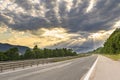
xmin=13 ymin=66 xmax=15 ymax=70
xmin=22 ymin=63 xmax=24 ymax=69
xmin=12 ymin=64 xmax=15 ymax=70
xmin=10 ymin=64 xmax=12 ymax=70
xmin=31 ymin=62 xmax=33 ymax=67
xmin=37 ymin=61 xmax=39 ymax=66
xmin=42 ymin=60 xmax=44 ymax=65
xmin=0 ymin=66 xmax=3 ymax=72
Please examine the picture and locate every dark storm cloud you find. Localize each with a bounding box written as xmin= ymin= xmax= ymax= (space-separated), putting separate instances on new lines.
xmin=9 ymin=17 xmax=50 ymax=31
xmin=15 ymin=0 xmax=33 ymax=10
xmin=66 ymin=0 xmax=120 ymax=32
xmin=0 ymin=14 xmax=8 ymax=24
xmin=0 ymin=12 xmax=50 ymax=30
xmin=0 ymin=0 xmax=120 ymax=32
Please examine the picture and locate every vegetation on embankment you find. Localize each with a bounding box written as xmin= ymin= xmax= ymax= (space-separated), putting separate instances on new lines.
xmin=102 ymin=28 xmax=120 ymax=54
xmin=92 ymin=28 xmax=120 ymax=60
xmin=102 ymin=54 xmax=120 ymax=60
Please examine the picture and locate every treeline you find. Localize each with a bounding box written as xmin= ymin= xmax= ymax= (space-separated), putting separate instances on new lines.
xmin=0 ymin=45 xmax=77 ymax=61
xmin=103 ymin=28 xmax=120 ymax=54
xmin=93 ymin=28 xmax=120 ymax=54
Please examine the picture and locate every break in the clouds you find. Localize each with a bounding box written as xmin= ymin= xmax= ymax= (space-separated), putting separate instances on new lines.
xmin=0 ymin=0 xmax=120 ymax=52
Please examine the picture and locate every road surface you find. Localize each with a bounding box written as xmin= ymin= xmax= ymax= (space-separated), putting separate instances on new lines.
xmin=0 ymin=55 xmax=97 ymax=80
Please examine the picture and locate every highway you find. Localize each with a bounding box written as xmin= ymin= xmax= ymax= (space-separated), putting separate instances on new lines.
xmin=0 ymin=55 xmax=97 ymax=80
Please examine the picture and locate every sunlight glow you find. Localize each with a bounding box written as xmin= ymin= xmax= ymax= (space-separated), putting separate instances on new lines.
xmin=90 ymin=30 xmax=114 ymax=41
xmin=41 ymin=28 xmax=67 ymax=38
xmin=113 ymin=20 xmax=120 ymax=28
xmin=0 ymin=27 xmax=71 ymax=48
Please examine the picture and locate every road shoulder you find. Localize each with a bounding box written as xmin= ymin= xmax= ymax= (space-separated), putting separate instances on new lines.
xmin=92 ymin=55 xmax=120 ymax=80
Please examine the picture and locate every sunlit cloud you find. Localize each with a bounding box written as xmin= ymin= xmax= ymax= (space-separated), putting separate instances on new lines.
xmin=90 ymin=30 xmax=113 ymax=41
xmin=0 ymin=24 xmax=115 ymax=52
xmin=88 ymin=30 xmax=114 ymax=49
xmin=113 ymin=20 xmax=120 ymax=28
xmin=0 ymin=26 xmax=74 ymax=48
xmin=86 ymin=0 xmax=97 ymax=13
xmin=41 ymin=28 xmax=68 ymax=38
xmin=0 ymin=26 xmax=8 ymax=33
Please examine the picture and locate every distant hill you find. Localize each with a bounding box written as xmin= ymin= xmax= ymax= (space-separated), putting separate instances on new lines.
xmin=93 ymin=28 xmax=120 ymax=54
xmin=0 ymin=43 xmax=30 ymax=54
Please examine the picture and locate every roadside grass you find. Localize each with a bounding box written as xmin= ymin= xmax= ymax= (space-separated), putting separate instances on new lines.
xmin=103 ymin=54 xmax=120 ymax=61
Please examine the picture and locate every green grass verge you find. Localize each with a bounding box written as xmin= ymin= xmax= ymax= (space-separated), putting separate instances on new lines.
xmin=103 ymin=54 xmax=120 ymax=61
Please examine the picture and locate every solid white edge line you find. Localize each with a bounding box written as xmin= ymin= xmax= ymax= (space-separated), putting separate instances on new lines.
xmin=83 ymin=56 xmax=99 ymax=80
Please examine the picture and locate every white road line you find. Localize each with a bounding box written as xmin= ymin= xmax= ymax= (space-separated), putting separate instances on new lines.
xmin=83 ymin=56 xmax=99 ymax=80
xmin=8 ymin=62 xmax=72 ymax=80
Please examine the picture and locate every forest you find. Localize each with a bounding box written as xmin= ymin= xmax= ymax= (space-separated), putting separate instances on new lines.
xmin=0 ymin=45 xmax=77 ymax=61
xmin=93 ymin=28 xmax=120 ymax=54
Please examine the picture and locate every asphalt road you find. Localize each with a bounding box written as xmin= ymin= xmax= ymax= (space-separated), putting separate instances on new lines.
xmin=0 ymin=55 xmax=97 ymax=80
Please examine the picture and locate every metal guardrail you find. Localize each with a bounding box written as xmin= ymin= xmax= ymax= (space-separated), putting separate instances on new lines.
xmin=0 ymin=57 xmax=73 ymax=72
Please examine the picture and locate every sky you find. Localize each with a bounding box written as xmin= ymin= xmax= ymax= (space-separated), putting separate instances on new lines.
xmin=0 ymin=0 xmax=120 ymax=52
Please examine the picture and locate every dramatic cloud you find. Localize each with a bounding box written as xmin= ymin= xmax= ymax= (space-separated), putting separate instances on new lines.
xmin=0 ymin=26 xmax=73 ymax=48
xmin=0 ymin=0 xmax=120 ymax=52
xmin=0 ymin=0 xmax=120 ymax=32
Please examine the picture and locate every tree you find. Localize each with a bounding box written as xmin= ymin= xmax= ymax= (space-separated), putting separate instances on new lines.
xmin=58 ymin=49 xmax=65 ymax=57
xmin=33 ymin=45 xmax=38 ymax=51
xmin=24 ymin=48 xmax=35 ymax=59
xmin=43 ymin=48 xmax=50 ymax=58
xmin=0 ymin=45 xmax=77 ymax=61
xmin=33 ymin=45 xmax=43 ymax=58
xmin=4 ymin=47 xmax=19 ymax=60
xmin=102 ymin=28 xmax=120 ymax=54
xmin=0 ymin=52 xmax=8 ymax=61
xmin=39 ymin=49 xmax=44 ymax=58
